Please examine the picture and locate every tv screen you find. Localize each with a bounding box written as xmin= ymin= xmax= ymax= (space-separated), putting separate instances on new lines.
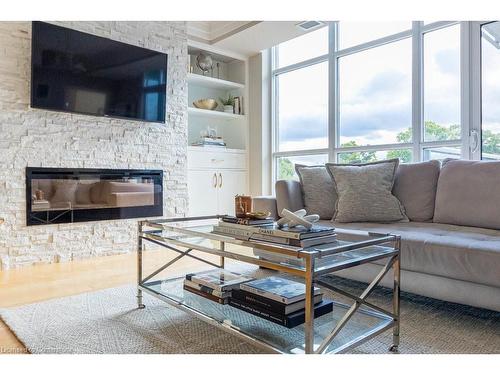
xmin=31 ymin=22 xmax=168 ymax=123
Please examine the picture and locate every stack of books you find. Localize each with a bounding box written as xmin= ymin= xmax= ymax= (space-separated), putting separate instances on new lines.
xmin=229 ymin=276 xmax=334 ymax=328
xmin=212 ymin=216 xmax=336 ymax=248
xmin=191 ymin=136 xmax=226 ymax=148
xmin=183 ymin=269 xmax=253 ymax=304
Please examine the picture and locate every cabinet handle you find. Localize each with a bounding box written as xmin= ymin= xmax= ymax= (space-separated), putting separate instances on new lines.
xmin=218 ymin=172 xmax=223 ymax=188
xmin=212 ymin=173 xmax=217 ymax=188
xmin=211 ymin=158 xmax=224 ymax=163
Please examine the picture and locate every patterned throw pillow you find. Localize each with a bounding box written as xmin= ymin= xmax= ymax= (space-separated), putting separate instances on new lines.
xmin=325 ymin=159 xmax=408 ymax=223
xmin=295 ymin=164 xmax=337 ymax=220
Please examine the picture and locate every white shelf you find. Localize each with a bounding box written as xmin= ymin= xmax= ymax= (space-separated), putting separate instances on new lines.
xmin=188 ymin=146 xmax=246 ymax=153
xmin=188 ymin=107 xmax=245 ymax=120
xmin=187 ymin=73 xmax=244 ymax=90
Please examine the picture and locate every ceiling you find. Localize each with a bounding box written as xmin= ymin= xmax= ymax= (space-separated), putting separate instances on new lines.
xmin=187 ymin=21 xmax=325 ymax=57
xmin=483 ymin=22 xmax=500 ymax=49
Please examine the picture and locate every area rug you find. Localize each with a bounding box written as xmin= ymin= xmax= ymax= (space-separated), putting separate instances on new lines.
xmin=1 ymin=275 xmax=499 ymax=354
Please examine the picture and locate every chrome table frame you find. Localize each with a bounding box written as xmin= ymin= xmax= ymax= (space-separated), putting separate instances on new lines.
xmin=136 ymin=216 xmax=401 ymax=354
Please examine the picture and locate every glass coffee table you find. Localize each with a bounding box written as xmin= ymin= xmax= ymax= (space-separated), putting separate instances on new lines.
xmin=136 ymin=216 xmax=401 ymax=354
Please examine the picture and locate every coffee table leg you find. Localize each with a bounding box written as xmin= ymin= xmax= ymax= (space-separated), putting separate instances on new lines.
xmin=304 ymin=255 xmax=315 ymax=354
xmin=390 ymin=239 xmax=401 ymax=352
xmin=137 ymin=222 xmax=145 ymax=309
xmin=219 ymin=241 xmax=225 ymax=269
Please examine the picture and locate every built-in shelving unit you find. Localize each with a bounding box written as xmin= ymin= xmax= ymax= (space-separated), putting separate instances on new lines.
xmin=187 ymin=43 xmax=248 ymax=151
xmin=186 ymin=41 xmax=249 ymax=216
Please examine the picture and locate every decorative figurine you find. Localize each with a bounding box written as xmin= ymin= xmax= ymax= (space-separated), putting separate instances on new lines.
xmin=276 ymin=209 xmax=320 ymax=230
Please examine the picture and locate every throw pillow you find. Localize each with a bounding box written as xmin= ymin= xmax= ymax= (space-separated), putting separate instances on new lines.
xmin=392 ymin=160 xmax=440 ymax=222
xmin=325 ymin=159 xmax=408 ymax=223
xmin=295 ymin=164 xmax=337 ymax=219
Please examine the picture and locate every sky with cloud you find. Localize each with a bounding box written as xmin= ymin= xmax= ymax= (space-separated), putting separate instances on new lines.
xmin=276 ymin=23 xmax=484 ymax=152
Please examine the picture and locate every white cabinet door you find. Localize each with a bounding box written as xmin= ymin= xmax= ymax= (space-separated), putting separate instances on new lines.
xmin=187 ymin=170 xmax=218 ymax=216
xmin=217 ymin=170 xmax=247 ymax=216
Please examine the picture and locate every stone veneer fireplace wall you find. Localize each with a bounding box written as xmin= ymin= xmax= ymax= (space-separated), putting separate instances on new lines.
xmin=0 ymin=22 xmax=188 ymax=269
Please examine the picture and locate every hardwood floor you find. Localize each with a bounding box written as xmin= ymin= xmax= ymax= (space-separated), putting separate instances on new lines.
xmin=0 ymin=249 xmax=215 ymax=354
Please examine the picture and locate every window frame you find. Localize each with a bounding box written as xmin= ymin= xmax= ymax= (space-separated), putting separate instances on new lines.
xmin=271 ymin=21 xmax=468 ymax=185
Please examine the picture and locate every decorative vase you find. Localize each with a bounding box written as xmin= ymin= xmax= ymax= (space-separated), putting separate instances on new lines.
xmin=223 ymin=105 xmax=234 ymax=113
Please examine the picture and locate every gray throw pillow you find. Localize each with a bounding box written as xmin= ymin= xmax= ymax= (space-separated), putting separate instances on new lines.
xmin=295 ymin=164 xmax=337 ymax=220
xmin=392 ymin=160 xmax=440 ymax=222
xmin=325 ymin=159 xmax=408 ymax=223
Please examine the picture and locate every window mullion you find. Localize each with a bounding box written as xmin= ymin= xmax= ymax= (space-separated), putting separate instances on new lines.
xmin=412 ymin=21 xmax=423 ymax=162
xmin=328 ymin=22 xmax=338 ymax=163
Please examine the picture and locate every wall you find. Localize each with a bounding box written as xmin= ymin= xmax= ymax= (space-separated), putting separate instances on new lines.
xmin=248 ymin=50 xmax=272 ymax=196
xmin=0 ymin=21 xmax=188 ymax=269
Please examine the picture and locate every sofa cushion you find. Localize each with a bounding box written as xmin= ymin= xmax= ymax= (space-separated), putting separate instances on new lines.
xmin=434 ymin=159 xmax=500 ymax=230
xmin=295 ymin=164 xmax=336 ymax=219
xmin=326 ymin=159 xmax=408 ymax=223
xmin=275 ymin=180 xmax=304 ymax=216
xmin=327 ymin=221 xmax=500 ymax=289
xmin=392 ymin=160 xmax=440 ymax=222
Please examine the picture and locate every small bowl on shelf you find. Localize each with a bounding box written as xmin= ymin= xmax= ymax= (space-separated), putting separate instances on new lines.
xmin=193 ymin=99 xmax=218 ymax=110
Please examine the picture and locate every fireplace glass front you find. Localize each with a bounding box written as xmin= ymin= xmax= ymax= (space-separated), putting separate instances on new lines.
xmin=26 ymin=167 xmax=163 ymax=225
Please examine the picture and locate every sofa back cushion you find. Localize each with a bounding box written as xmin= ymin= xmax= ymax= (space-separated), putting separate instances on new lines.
xmin=295 ymin=165 xmax=337 ymax=219
xmin=392 ymin=160 xmax=440 ymax=222
xmin=433 ymin=159 xmax=500 ymax=230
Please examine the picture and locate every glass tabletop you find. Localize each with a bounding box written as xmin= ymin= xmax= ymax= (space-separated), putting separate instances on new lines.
xmin=140 ymin=218 xmax=399 ymax=275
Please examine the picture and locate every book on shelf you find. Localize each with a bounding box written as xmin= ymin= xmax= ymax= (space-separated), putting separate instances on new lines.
xmin=221 ymin=215 xmax=274 ymax=226
xmin=186 ymin=269 xmax=253 ymax=292
xmin=240 ymin=276 xmax=322 ymax=304
xmin=217 ymin=221 xmax=335 ymax=240
xmin=231 ymin=288 xmax=323 ymax=315
xmin=183 ymin=284 xmax=228 ymax=304
xmin=183 ymin=279 xmax=231 ymax=299
xmin=229 ymin=298 xmax=333 ymax=328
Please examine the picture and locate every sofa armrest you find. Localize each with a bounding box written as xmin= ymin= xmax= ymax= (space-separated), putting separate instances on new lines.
xmin=275 ymin=180 xmax=304 ymax=216
xmin=253 ymin=196 xmax=278 ymax=219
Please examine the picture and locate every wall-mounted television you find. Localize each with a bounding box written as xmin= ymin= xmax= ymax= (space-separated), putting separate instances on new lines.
xmin=31 ymin=22 xmax=168 ymax=123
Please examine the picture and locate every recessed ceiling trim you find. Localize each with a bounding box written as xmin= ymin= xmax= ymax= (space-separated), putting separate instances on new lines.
xmin=211 ymin=21 xmax=261 ymax=44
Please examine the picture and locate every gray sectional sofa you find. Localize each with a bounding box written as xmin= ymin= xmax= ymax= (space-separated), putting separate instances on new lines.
xmin=254 ymin=159 xmax=500 ymax=312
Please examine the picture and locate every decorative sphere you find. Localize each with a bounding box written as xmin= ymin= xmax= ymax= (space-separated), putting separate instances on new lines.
xmin=196 ymin=53 xmax=213 ymax=73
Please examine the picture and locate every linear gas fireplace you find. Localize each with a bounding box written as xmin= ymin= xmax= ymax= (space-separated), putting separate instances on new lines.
xmin=26 ymin=167 xmax=163 ymax=226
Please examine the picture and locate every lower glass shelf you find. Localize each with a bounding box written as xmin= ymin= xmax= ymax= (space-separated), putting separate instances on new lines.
xmin=140 ymin=276 xmax=394 ymax=354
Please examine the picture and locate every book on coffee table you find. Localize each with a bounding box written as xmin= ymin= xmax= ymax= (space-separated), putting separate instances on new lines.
xmin=239 ymin=276 xmax=321 ymax=304
xmin=186 ymin=269 xmax=253 ymax=292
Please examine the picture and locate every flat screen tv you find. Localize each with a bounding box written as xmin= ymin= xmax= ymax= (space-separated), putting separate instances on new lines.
xmin=31 ymin=22 xmax=168 ymax=123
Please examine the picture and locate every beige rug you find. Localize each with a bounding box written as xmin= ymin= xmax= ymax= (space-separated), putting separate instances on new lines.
xmin=1 ymin=275 xmax=499 ymax=354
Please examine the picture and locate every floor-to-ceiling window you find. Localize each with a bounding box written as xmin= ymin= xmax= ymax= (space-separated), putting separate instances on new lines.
xmin=273 ymin=27 xmax=329 ymax=180
xmin=481 ymin=21 xmax=500 ymax=160
xmin=271 ymin=21 xmax=465 ymax=182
